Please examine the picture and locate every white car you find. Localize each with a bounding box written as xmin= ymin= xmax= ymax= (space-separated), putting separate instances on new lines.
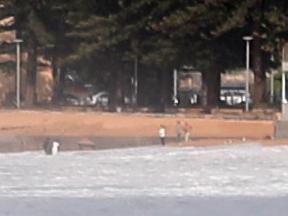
xmin=87 ymin=91 xmax=109 ymax=106
xmin=220 ymin=88 xmax=248 ymax=106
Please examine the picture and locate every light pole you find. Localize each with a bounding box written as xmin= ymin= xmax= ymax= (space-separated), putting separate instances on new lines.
xmin=282 ymin=43 xmax=288 ymax=120
xmin=243 ymin=36 xmax=253 ymax=112
xmin=173 ymin=69 xmax=178 ymax=106
xmin=133 ymin=56 xmax=138 ymax=106
xmin=269 ymin=55 xmax=275 ymax=104
xmin=14 ymin=38 xmax=23 ymax=109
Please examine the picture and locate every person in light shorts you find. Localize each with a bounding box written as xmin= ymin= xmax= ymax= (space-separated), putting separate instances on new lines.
xmin=176 ymin=120 xmax=183 ymax=143
xmin=184 ymin=121 xmax=192 ymax=143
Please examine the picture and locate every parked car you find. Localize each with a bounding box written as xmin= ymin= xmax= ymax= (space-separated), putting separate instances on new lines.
xmin=3 ymin=92 xmax=24 ymax=107
xmin=220 ymin=87 xmax=251 ymax=106
xmin=177 ymin=91 xmax=200 ymax=107
xmin=86 ymin=91 xmax=132 ymax=107
xmin=59 ymin=94 xmax=81 ymax=106
xmin=86 ymin=91 xmax=109 ymax=107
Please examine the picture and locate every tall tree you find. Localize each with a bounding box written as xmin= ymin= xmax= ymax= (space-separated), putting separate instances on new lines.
xmin=63 ymin=0 xmax=125 ymax=109
xmin=0 ymin=0 xmax=56 ymax=106
xmin=208 ymin=0 xmax=288 ymax=106
xmin=141 ymin=0 xmax=237 ymax=109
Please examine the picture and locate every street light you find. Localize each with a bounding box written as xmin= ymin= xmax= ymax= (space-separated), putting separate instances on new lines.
xmin=281 ymin=43 xmax=288 ymax=120
xmin=133 ymin=56 xmax=138 ymax=106
xmin=14 ymin=38 xmax=23 ymax=109
xmin=173 ymin=69 xmax=178 ymax=106
xmin=243 ymin=36 xmax=253 ymax=112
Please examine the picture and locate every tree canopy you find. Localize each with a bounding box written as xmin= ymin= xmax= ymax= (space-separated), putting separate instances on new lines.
xmin=0 ymin=0 xmax=288 ymax=109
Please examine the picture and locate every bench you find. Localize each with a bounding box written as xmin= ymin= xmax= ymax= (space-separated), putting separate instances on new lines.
xmin=78 ymin=138 xmax=96 ymax=150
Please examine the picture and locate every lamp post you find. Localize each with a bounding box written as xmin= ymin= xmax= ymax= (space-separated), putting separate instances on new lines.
xmin=243 ymin=36 xmax=253 ymax=112
xmin=173 ymin=69 xmax=178 ymax=106
xmin=282 ymin=43 xmax=288 ymax=120
xmin=270 ymin=55 xmax=275 ymax=104
xmin=133 ymin=56 xmax=138 ymax=106
xmin=14 ymin=38 xmax=23 ymax=109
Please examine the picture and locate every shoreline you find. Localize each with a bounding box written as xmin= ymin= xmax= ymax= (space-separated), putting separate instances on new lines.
xmin=0 ymin=134 xmax=285 ymax=153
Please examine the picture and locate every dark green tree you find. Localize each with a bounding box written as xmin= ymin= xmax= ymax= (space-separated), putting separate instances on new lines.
xmin=205 ymin=0 xmax=288 ymax=106
xmin=0 ymin=0 xmax=56 ymax=106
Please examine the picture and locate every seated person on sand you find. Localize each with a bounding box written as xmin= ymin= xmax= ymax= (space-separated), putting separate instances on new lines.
xmin=43 ymin=138 xmax=60 ymax=155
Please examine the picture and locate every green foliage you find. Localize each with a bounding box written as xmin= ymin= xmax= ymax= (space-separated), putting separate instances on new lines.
xmin=0 ymin=0 xmax=287 ymax=106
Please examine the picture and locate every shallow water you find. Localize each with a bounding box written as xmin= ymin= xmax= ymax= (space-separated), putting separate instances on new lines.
xmin=0 ymin=143 xmax=288 ymax=198
xmin=2 ymin=144 xmax=288 ymax=215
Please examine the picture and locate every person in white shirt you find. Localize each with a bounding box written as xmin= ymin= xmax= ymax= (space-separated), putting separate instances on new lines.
xmin=51 ymin=141 xmax=60 ymax=155
xmin=43 ymin=138 xmax=60 ymax=155
xmin=159 ymin=125 xmax=166 ymax=146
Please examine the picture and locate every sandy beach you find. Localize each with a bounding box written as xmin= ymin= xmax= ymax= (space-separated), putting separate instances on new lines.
xmin=0 ymin=109 xmax=281 ymax=152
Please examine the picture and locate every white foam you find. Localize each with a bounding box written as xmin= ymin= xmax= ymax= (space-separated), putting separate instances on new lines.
xmin=0 ymin=144 xmax=288 ymax=215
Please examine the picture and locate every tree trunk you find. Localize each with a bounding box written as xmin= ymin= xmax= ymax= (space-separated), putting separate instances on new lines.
xmin=155 ymin=68 xmax=173 ymax=112
xmin=202 ymin=67 xmax=221 ymax=112
xmin=252 ymin=0 xmax=266 ymax=107
xmin=252 ymin=22 xmax=266 ymax=106
xmin=156 ymin=69 xmax=165 ymax=112
xmin=25 ymin=34 xmax=37 ymax=107
xmin=51 ymin=54 xmax=66 ymax=103
xmin=108 ymin=63 xmax=124 ymax=111
xmin=115 ymin=69 xmax=124 ymax=108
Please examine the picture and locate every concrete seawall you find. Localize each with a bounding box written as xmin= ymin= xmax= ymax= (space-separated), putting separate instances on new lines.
xmin=0 ymin=135 xmax=163 ymax=153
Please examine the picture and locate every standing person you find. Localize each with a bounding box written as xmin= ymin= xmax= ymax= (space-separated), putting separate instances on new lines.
xmin=43 ymin=137 xmax=52 ymax=155
xmin=184 ymin=121 xmax=192 ymax=143
xmin=51 ymin=140 xmax=60 ymax=155
xmin=43 ymin=138 xmax=61 ymax=155
xmin=159 ymin=125 xmax=166 ymax=146
xmin=176 ymin=120 xmax=183 ymax=143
